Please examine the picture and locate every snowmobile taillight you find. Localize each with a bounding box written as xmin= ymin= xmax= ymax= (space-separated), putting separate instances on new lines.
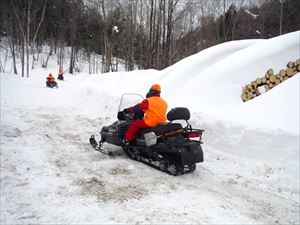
xmin=188 ymin=132 xmax=201 ymax=138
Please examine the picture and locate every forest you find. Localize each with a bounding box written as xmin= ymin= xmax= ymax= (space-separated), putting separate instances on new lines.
xmin=0 ymin=0 xmax=299 ymax=77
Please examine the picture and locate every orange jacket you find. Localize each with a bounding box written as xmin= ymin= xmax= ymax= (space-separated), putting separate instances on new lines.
xmin=47 ymin=74 xmax=54 ymax=80
xmin=144 ymin=96 xmax=168 ymax=126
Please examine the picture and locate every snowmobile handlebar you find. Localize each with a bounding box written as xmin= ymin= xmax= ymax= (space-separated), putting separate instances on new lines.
xmin=117 ymin=109 xmax=144 ymax=121
xmin=117 ymin=109 xmax=134 ymax=121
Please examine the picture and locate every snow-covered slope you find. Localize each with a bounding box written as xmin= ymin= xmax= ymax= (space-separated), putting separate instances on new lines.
xmin=160 ymin=31 xmax=300 ymax=134
xmin=81 ymin=31 xmax=299 ymax=133
xmin=1 ymin=31 xmax=299 ymax=224
xmin=158 ymin=39 xmax=262 ymax=86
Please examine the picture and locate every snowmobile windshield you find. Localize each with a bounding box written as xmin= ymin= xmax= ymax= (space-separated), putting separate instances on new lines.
xmin=118 ymin=93 xmax=144 ymax=112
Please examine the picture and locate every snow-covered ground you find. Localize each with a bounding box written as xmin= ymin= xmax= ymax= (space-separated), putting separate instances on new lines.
xmin=1 ymin=31 xmax=299 ymax=224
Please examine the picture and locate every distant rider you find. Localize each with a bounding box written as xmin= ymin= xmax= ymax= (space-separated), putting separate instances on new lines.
xmin=46 ymin=73 xmax=57 ymax=87
xmin=57 ymin=69 xmax=64 ymax=80
xmin=122 ymin=84 xmax=168 ymax=145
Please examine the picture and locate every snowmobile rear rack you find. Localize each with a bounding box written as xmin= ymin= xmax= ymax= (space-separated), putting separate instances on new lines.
xmin=164 ymin=128 xmax=184 ymax=137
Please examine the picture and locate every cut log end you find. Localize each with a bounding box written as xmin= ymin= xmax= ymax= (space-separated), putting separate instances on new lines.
xmin=287 ymin=62 xmax=294 ymax=68
xmin=256 ymin=78 xmax=262 ymax=85
xmin=267 ymin=68 xmax=274 ymax=75
xmin=279 ymin=69 xmax=286 ymax=76
xmin=247 ymin=92 xmax=254 ymax=99
xmin=264 ymin=84 xmax=270 ymax=92
xmin=269 ymin=74 xmax=276 ymax=83
xmin=287 ymin=68 xmax=294 ymax=76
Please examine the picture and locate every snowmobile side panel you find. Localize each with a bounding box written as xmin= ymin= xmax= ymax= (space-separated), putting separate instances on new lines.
xmin=100 ymin=125 xmax=122 ymax=146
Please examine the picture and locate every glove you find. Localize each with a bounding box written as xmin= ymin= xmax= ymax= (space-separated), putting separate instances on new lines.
xmin=123 ymin=108 xmax=129 ymax=113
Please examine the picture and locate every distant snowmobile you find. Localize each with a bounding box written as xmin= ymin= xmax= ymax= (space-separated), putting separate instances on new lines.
xmin=46 ymin=80 xmax=58 ymax=88
xmin=57 ymin=69 xmax=64 ymax=80
xmin=89 ymin=93 xmax=204 ymax=176
xmin=57 ymin=75 xmax=64 ymax=81
xmin=46 ymin=73 xmax=58 ymax=88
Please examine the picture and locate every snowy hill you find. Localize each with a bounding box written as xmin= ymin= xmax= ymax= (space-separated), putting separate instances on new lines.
xmin=83 ymin=31 xmax=300 ymax=133
xmin=1 ymin=31 xmax=299 ymax=224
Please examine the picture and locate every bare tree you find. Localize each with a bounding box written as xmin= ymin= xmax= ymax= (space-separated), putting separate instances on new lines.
xmin=31 ymin=0 xmax=48 ymax=70
xmin=11 ymin=0 xmax=26 ymax=77
xmin=11 ymin=0 xmax=48 ymax=77
xmin=8 ymin=35 xmax=18 ymax=75
xmin=164 ymin=0 xmax=179 ymax=67
xmin=89 ymin=0 xmax=117 ymax=73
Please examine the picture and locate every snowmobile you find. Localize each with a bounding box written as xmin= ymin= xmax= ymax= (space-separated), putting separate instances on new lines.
xmin=57 ymin=75 xmax=64 ymax=80
xmin=89 ymin=93 xmax=204 ymax=176
xmin=46 ymin=80 xmax=58 ymax=88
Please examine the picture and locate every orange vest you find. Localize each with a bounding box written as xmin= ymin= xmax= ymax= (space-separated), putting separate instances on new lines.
xmin=144 ymin=96 xmax=168 ymax=126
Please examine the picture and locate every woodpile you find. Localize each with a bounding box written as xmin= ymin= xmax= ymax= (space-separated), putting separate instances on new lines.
xmin=241 ymin=59 xmax=300 ymax=102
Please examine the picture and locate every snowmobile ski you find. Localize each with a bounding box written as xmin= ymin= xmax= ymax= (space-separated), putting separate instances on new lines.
xmin=89 ymin=135 xmax=113 ymax=156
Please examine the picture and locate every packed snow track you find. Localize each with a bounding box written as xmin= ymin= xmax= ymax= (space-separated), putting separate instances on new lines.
xmin=1 ymin=106 xmax=298 ymax=224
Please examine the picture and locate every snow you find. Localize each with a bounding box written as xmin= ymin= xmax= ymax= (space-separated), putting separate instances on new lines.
xmin=113 ymin=25 xmax=119 ymax=33
xmin=244 ymin=9 xmax=259 ymax=19
xmin=1 ymin=31 xmax=299 ymax=224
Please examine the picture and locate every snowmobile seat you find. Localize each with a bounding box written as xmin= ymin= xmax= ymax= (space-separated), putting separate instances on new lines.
xmin=138 ymin=123 xmax=183 ymax=136
xmin=138 ymin=107 xmax=189 ymax=136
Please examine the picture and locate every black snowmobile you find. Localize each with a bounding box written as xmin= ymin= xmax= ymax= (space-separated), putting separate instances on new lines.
xmin=46 ymin=80 xmax=58 ymax=88
xmin=57 ymin=75 xmax=64 ymax=80
xmin=89 ymin=93 xmax=204 ymax=176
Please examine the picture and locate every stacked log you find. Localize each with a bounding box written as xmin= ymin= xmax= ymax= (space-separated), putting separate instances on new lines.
xmin=241 ymin=59 xmax=300 ymax=102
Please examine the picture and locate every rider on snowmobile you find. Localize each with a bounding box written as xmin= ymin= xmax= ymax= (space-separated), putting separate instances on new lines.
xmin=58 ymin=69 xmax=64 ymax=80
xmin=46 ymin=73 xmax=57 ymax=87
xmin=122 ymin=84 xmax=168 ymax=145
xmin=47 ymin=73 xmax=54 ymax=82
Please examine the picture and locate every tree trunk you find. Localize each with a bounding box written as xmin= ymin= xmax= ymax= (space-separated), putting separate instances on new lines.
xmin=154 ymin=0 xmax=162 ymax=68
xmin=11 ymin=0 xmax=26 ymax=77
xmin=165 ymin=0 xmax=177 ymax=68
xmin=162 ymin=0 xmax=166 ymax=61
xmin=69 ymin=45 xmax=74 ymax=74
xmin=26 ymin=0 xmax=32 ymax=78
xmin=279 ymin=0 xmax=283 ymax=35
xmin=59 ymin=40 xmax=64 ymax=71
xmin=222 ymin=0 xmax=227 ymax=41
xmin=104 ymin=36 xmax=112 ymax=72
xmin=148 ymin=0 xmax=154 ymax=68
xmin=30 ymin=0 xmax=48 ymax=70
xmin=231 ymin=0 xmax=245 ymax=40
xmin=9 ymin=36 xmax=18 ymax=75
xmin=22 ymin=37 xmax=25 ymax=77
